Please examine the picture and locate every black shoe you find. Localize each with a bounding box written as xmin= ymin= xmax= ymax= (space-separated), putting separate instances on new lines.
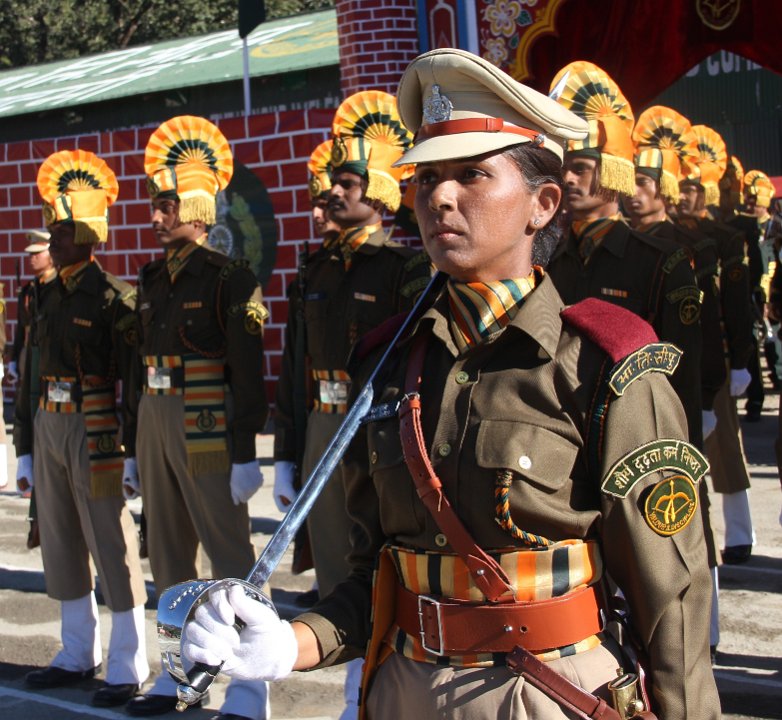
xmin=25 ymin=663 xmax=101 ymax=688
xmin=744 ymin=408 xmax=762 ymax=422
xmin=126 ymin=692 xmax=209 ymax=716
xmin=721 ymin=544 xmax=752 ymax=564
xmin=92 ymin=682 xmax=139 ymax=707
xmin=294 ymin=588 xmax=319 ymax=607
xmin=209 ymin=715 xmax=254 ymax=720
xmin=139 ymin=530 xmax=148 ymax=560
xmin=710 ymin=645 xmax=718 ymax=664
xmin=26 ymin=519 xmax=40 ymax=549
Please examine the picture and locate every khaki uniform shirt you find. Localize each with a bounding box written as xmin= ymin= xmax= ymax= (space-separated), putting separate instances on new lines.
xmin=547 ymin=221 xmax=703 ymax=446
xmin=13 ymin=261 xmax=138 ymax=456
xmin=136 ymin=245 xmax=268 ymax=463
xmin=298 ymin=276 xmax=718 ymax=720
xmin=273 ymin=227 xmax=430 ymax=462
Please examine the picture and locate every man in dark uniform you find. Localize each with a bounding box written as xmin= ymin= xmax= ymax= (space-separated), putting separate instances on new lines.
xmin=15 ymin=149 xmax=148 ymax=707
xmin=546 ymin=62 xmax=702 ymax=447
xmin=126 ymin=115 xmax=270 ymax=720
xmin=676 ymin=125 xmax=756 ymax=570
xmin=10 ymin=231 xmax=57 ymax=548
xmin=273 ymin=92 xmax=431 ymax=720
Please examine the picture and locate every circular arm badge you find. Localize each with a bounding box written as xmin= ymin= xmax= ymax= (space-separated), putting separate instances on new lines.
xmin=644 ymin=474 xmax=698 ymax=536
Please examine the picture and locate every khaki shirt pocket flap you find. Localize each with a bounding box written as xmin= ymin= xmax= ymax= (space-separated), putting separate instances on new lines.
xmin=476 ymin=420 xmax=577 ymax=491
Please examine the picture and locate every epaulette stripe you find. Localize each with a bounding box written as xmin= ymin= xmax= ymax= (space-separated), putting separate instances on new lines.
xmin=400 ymin=276 xmax=430 ymax=298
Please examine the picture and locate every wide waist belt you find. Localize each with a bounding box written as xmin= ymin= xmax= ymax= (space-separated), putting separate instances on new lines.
xmin=394 ymin=581 xmax=603 ymax=656
xmin=43 ymin=379 xmax=83 ymax=405
xmin=145 ymin=365 xmax=185 ymax=390
xmin=312 ymin=369 xmax=350 ymax=414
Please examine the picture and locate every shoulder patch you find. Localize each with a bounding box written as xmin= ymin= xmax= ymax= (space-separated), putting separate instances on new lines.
xmin=663 ymin=247 xmax=690 ymax=274
xmin=608 ymin=342 xmax=682 ymax=396
xmin=404 ymin=252 xmax=430 ymax=272
xmin=601 ymin=439 xmax=708 ymax=499
xmin=644 ymin=474 xmax=698 ymax=536
xmin=561 ymin=298 xmax=658 ymax=363
xmin=665 ymin=285 xmax=701 ymax=325
xmin=400 ymin=275 xmax=430 ymax=298
xmin=218 ymin=258 xmax=250 ymax=279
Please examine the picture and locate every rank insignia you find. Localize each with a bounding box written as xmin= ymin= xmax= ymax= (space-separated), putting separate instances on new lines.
xmin=196 ymin=408 xmax=217 ymax=432
xmin=644 ymin=474 xmax=698 ymax=536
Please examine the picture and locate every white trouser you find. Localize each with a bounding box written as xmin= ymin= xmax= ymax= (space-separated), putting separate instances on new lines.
xmin=722 ymin=489 xmax=755 ymax=547
xmin=221 ymin=679 xmax=271 ymax=719
xmin=710 ymin=566 xmax=720 ymax=647
xmin=52 ymin=592 xmax=101 ymax=672
xmin=106 ymin=604 xmax=149 ymax=684
xmin=340 ymin=658 xmax=364 ymax=720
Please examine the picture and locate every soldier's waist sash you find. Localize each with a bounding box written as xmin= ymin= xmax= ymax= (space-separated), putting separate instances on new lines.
xmin=380 ymin=540 xmax=605 ymax=668
xmin=311 ymin=369 xmax=350 ymax=414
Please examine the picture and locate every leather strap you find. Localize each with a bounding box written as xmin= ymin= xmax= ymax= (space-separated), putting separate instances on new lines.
xmin=398 ymin=333 xmax=516 ymax=602
xmin=395 ymin=581 xmax=603 ymax=655
xmin=506 ymin=644 xmax=621 ymax=720
xmin=415 ymin=117 xmax=541 ymax=144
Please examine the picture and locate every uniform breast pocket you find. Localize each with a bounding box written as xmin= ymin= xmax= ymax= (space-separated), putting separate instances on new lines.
xmin=366 ymin=418 xmax=425 ymax=536
xmin=351 ymin=290 xmax=388 ymax=335
xmin=475 ymin=420 xmax=579 ymax=496
xmin=67 ymin=316 xmax=102 ymax=347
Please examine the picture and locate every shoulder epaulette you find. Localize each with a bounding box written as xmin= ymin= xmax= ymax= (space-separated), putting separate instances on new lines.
xmin=217 ymin=257 xmax=250 ymax=279
xmin=561 ymin=298 xmax=681 ymax=396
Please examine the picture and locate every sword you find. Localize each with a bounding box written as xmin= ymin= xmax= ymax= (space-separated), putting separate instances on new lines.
xmin=157 ymin=270 xmax=442 ymax=710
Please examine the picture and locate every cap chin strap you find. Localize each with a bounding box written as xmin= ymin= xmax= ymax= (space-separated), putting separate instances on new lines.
xmin=416 ymin=117 xmax=541 ymax=144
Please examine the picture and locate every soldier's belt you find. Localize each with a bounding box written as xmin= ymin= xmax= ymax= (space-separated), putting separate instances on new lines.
xmin=44 ymin=379 xmax=82 ymax=405
xmin=40 ymin=376 xmax=113 ymax=414
xmin=312 ymin=369 xmax=350 ymax=414
xmin=394 ymin=580 xmax=603 ymax=656
xmin=145 ymin=365 xmax=185 ymax=391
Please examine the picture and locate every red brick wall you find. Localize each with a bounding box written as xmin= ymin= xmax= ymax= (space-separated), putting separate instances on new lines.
xmin=335 ymin=0 xmax=420 ymax=96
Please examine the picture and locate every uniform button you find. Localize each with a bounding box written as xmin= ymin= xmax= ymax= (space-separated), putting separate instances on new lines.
xmin=160 ymin=323 xmax=166 ymax=329
xmin=435 ymin=533 xmax=448 ymax=547
xmin=370 ymin=451 xmax=378 ymax=465
xmin=186 ymin=319 xmax=193 ymax=326
xmin=437 ymin=443 xmax=451 ymax=457
xmin=168 ymin=292 xmax=174 ymax=299
xmin=518 ymin=455 xmax=532 ymax=470
xmin=455 ymin=371 xmax=469 ymax=384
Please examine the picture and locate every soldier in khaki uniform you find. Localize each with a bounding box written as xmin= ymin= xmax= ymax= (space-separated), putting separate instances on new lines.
xmin=545 ymin=63 xmax=703 ymax=448
xmin=183 ymin=48 xmax=719 ymax=720
xmin=273 ymin=93 xmax=431 ymax=720
xmin=126 ymin=116 xmax=269 ymax=720
xmin=675 ymin=125 xmax=756 ymax=569
xmin=15 ymin=149 xmax=148 ymax=707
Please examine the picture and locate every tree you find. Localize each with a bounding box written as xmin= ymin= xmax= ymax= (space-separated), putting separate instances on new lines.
xmin=0 ymin=0 xmax=334 ymax=68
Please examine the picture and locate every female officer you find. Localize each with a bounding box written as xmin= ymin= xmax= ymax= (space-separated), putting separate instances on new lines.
xmin=183 ymin=49 xmax=719 ymax=720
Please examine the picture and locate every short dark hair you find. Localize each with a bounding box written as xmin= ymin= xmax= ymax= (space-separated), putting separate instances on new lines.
xmin=504 ymin=144 xmax=564 ymax=267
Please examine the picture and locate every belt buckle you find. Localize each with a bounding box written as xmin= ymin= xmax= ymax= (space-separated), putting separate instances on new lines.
xmin=47 ymin=381 xmax=73 ymax=403
xmin=417 ymin=594 xmax=445 ymax=656
xmin=147 ymin=366 xmax=172 ymax=390
xmin=318 ymin=379 xmax=349 ymax=405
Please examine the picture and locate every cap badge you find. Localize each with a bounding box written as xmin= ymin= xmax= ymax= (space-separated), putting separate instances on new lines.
xmin=423 ymin=84 xmax=453 ymax=124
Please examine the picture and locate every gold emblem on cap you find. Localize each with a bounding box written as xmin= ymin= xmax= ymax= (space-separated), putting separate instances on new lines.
xmin=644 ymin=474 xmax=698 ymax=536
xmin=309 ymin=176 xmax=323 ymax=198
xmin=331 ymin=137 xmax=348 ymax=168
xmin=423 ymin=84 xmax=453 ymax=124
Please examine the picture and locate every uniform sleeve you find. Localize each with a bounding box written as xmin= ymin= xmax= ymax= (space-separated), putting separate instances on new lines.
xmin=220 ymin=264 xmax=269 ymax=463
xmin=658 ymin=256 xmax=704 ymax=446
xmin=112 ymin=288 xmax=141 ymax=458
xmin=12 ymin=333 xmax=33 ymax=456
xmin=718 ymin=229 xmax=754 ymax=369
xmin=11 ymin=286 xmax=29 ymax=364
xmin=393 ymin=250 xmax=432 ymax=314
xmin=599 ymin=373 xmax=719 ymax=720
xmin=273 ymin=281 xmax=300 ymax=464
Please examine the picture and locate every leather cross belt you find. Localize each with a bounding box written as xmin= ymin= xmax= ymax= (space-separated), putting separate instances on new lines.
xmin=394 ymin=580 xmax=603 ymax=656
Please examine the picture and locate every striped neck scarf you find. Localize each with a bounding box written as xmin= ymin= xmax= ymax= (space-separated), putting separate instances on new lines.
xmin=331 ymin=222 xmax=382 ymax=270
xmin=571 ymin=213 xmax=623 ymax=262
xmin=447 ymin=271 xmax=539 ymax=353
xmin=634 ymin=216 xmax=671 ymax=235
xmin=166 ymin=240 xmax=200 ymax=283
xmin=59 ymin=259 xmax=92 ymax=292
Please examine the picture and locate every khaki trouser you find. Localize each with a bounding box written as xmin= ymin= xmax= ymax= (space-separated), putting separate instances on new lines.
xmin=367 ymin=640 xmax=623 ymax=720
xmin=137 ymin=394 xmax=255 ymax=591
xmin=302 ymin=410 xmax=353 ymax=598
xmin=704 ymin=378 xmax=751 ymax=493
xmin=33 ymin=410 xmax=146 ymax=610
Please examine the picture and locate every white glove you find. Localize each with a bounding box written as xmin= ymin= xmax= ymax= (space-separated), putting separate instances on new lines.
xmin=122 ymin=458 xmax=140 ymax=500
xmin=183 ymin=584 xmax=298 ymax=682
xmin=702 ymin=410 xmax=717 ymax=440
xmin=273 ymin=460 xmax=298 ymax=512
xmin=729 ymin=368 xmax=751 ymax=397
xmin=230 ymin=461 xmax=264 ymax=505
xmin=16 ymin=454 xmax=33 ymax=494
xmin=6 ymin=361 xmax=17 ymax=384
